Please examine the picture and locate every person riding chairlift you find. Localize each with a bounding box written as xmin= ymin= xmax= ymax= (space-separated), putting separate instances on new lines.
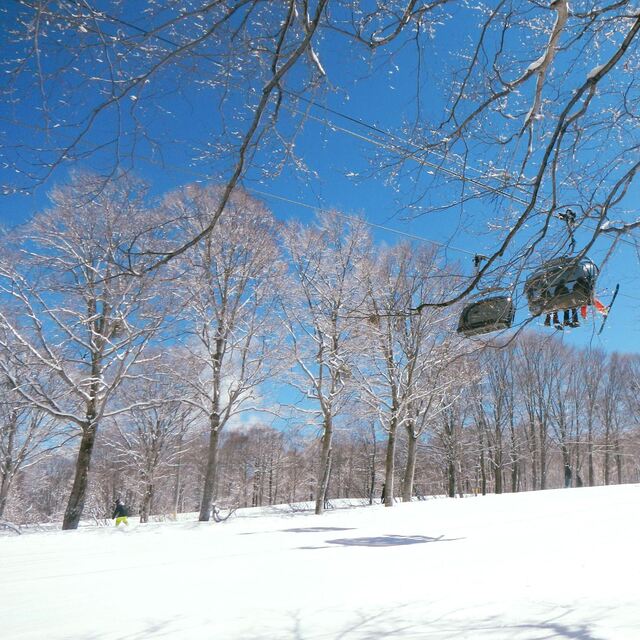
xmin=544 ymin=299 xmax=608 ymax=330
xmin=542 ymin=260 xmax=607 ymax=330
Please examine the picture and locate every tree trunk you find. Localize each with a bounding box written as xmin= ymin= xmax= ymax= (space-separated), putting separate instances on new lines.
xmin=0 ymin=474 xmax=12 ymax=519
xmin=252 ymin=469 xmax=262 ymax=507
xmin=529 ymin=420 xmax=538 ymax=490
xmin=539 ymin=421 xmax=547 ymax=490
xmin=0 ymin=414 xmax=17 ymax=519
xmin=315 ymin=418 xmax=333 ymax=515
xmin=268 ymin=461 xmax=274 ymax=505
xmin=63 ymin=349 xmax=103 ymax=530
xmin=587 ymin=420 xmax=595 ymax=486
xmin=494 ymin=465 xmax=503 ymax=494
xmin=383 ymin=417 xmax=397 ymax=507
xmin=509 ymin=423 xmax=518 ymax=493
xmin=62 ymin=423 xmax=97 ymax=530
xmin=478 ymin=429 xmax=487 ymax=496
xmin=401 ymin=430 xmax=418 ymax=502
xmin=603 ymin=427 xmax=611 ymax=485
xmin=368 ymin=422 xmax=377 ymax=505
xmin=447 ymin=459 xmax=455 ymax=498
xmin=140 ymin=479 xmax=153 ymax=524
xmin=574 ymin=445 xmax=582 ymax=488
xmin=173 ymin=455 xmax=182 ymax=516
xmin=561 ymin=444 xmax=572 ymax=488
xmin=199 ymin=416 xmax=220 ymax=521
xmin=615 ymin=439 xmax=623 ymax=484
xmin=493 ymin=424 xmax=503 ymax=494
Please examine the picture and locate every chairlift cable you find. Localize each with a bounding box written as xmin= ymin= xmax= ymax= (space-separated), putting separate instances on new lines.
xmin=71 ymin=2 xmax=638 ymax=255
xmin=52 ymin=4 xmax=637 ymax=326
xmin=132 ymin=153 xmax=480 ymax=259
xmin=290 ymin=96 xmax=638 ymax=251
xmin=288 ymin=108 xmax=534 ymax=208
xmin=285 ymin=90 xmax=537 ymax=203
xmin=246 ymin=187 xmax=479 ymax=257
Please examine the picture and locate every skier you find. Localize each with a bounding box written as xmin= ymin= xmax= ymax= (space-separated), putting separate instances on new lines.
xmin=112 ymin=498 xmax=129 ymax=527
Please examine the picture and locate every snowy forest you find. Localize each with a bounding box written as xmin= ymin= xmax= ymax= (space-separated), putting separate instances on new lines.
xmin=1 ymin=1 xmax=640 ymax=531
xmin=1 ymin=175 xmax=639 ymax=530
xmin=3 ymin=3 xmax=640 ymax=638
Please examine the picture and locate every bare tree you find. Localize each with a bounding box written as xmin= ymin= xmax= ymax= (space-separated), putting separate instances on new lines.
xmin=622 ymin=354 xmax=640 ymax=483
xmin=548 ymin=345 xmax=579 ymax=488
xmin=280 ymin=212 xmax=370 ymax=514
xmin=247 ymin=426 xmax=288 ymax=508
xmin=436 ymin=384 xmax=470 ymax=499
xmin=0 ymin=174 xmax=165 ymax=529
xmin=401 ymin=346 xmax=462 ymax=502
xmin=355 ymin=243 xmax=459 ymax=506
xmin=397 ymin=258 xmax=460 ymax=502
xmin=106 ymin=358 xmax=197 ymax=523
xmin=472 ymin=344 xmax=519 ymax=495
xmin=600 ymin=352 xmax=627 ymax=485
xmin=166 ymin=185 xmax=284 ymax=522
xmin=0 ymin=367 xmax=70 ymax=518
xmin=516 ymin=335 xmax=557 ymax=491
xmin=2 ymin=1 xmax=456 ymax=268
xmin=578 ymin=348 xmax=607 ymax=486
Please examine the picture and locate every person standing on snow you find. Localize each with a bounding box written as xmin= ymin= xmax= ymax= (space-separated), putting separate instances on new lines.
xmin=112 ymin=498 xmax=129 ymax=527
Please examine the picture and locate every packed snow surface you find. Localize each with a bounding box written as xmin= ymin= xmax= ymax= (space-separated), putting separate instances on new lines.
xmin=2 ymin=484 xmax=639 ymax=639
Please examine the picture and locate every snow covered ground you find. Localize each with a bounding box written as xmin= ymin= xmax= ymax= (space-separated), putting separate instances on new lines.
xmin=1 ymin=484 xmax=639 ymax=639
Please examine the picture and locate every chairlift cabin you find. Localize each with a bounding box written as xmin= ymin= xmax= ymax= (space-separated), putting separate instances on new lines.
xmin=457 ymin=296 xmax=515 ymax=337
xmin=524 ymin=256 xmax=598 ymax=316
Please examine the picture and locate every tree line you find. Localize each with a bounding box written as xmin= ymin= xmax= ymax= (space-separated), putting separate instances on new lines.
xmin=0 ymin=175 xmax=638 ymax=528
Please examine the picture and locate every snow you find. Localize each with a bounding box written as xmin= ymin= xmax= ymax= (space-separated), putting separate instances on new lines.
xmin=588 ymin=64 xmax=606 ymax=80
xmin=526 ymin=55 xmax=546 ymax=73
xmin=2 ymin=484 xmax=640 ymax=639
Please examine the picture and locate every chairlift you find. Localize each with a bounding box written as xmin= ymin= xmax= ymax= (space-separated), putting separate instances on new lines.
xmin=524 ymin=256 xmax=599 ymax=317
xmin=457 ymin=295 xmax=515 ymax=337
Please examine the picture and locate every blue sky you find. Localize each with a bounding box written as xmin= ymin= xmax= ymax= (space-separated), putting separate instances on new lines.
xmin=1 ymin=2 xmax=638 ymax=353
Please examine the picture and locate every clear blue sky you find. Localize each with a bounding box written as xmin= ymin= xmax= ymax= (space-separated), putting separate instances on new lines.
xmin=1 ymin=2 xmax=638 ymax=353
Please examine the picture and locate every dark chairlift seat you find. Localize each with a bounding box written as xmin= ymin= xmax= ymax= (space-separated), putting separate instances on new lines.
xmin=524 ymin=256 xmax=598 ymax=316
xmin=457 ymin=296 xmax=515 ymax=337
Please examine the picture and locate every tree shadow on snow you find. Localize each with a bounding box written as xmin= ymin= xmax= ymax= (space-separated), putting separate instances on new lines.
xmin=71 ymin=619 xmax=180 ymax=640
xmin=245 ymin=605 xmax=610 ymax=640
xmin=326 ymin=534 xmax=462 ymax=547
xmin=69 ymin=604 xmax=611 ymax=640
xmin=296 ymin=533 xmax=463 ymax=551
xmin=240 ymin=525 xmax=356 ymax=536
xmin=282 ymin=526 xmax=356 ymax=533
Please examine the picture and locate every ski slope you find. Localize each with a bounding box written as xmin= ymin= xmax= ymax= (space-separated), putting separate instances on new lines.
xmin=1 ymin=484 xmax=639 ymax=639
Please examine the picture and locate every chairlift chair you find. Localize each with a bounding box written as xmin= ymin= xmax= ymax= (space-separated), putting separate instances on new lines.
xmin=457 ymin=295 xmax=515 ymax=337
xmin=524 ymin=256 xmax=599 ymax=316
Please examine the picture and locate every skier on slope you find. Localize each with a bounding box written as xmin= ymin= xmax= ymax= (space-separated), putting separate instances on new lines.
xmin=112 ymin=498 xmax=129 ymax=527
